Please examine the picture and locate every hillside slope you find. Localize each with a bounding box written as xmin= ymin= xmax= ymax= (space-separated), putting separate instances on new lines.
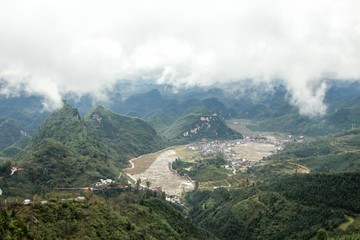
xmin=0 ymin=118 xmax=30 ymax=158
xmin=0 ymin=103 xmax=165 ymax=197
xmin=0 ymin=138 xmax=111 ymax=197
xmin=187 ymin=172 xmax=360 ymax=240
xmin=162 ymin=114 xmax=243 ymax=144
xmin=268 ymin=128 xmax=360 ymax=173
xmin=84 ymin=105 xmax=164 ymax=167
xmin=0 ymin=195 xmax=212 ymax=240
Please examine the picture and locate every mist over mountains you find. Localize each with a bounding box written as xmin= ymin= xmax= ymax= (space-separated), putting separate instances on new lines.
xmin=1 ymin=1 xmax=360 ymax=238
xmin=2 ymin=79 xmax=360 ymax=139
xmin=1 ymin=1 xmax=360 ymax=117
xmin=1 ymin=69 xmax=360 ymax=240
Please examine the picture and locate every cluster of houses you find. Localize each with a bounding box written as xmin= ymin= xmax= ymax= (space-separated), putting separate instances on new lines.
xmin=187 ymin=136 xmax=290 ymax=161
xmin=94 ymin=178 xmax=115 ymax=187
xmin=230 ymin=159 xmax=260 ymax=168
xmin=16 ymin=196 xmax=87 ymax=206
xmin=187 ymin=140 xmax=239 ymax=160
xmin=166 ymin=196 xmax=184 ymax=206
xmin=187 ymin=136 xmax=292 ymax=172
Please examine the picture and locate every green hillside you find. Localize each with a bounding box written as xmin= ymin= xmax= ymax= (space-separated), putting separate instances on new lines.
xmin=0 ymin=118 xmax=31 ymax=158
xmin=29 ymin=102 xmax=104 ymax=159
xmin=162 ymin=114 xmax=243 ymax=143
xmin=0 ymin=103 xmax=165 ymax=197
xmin=268 ymin=128 xmax=360 ymax=173
xmin=0 ymin=193 xmax=212 ymax=240
xmin=0 ymin=96 xmax=50 ymax=135
xmin=0 ymin=138 xmax=114 ymax=197
xmin=326 ymin=96 xmax=360 ymax=130
xmin=84 ymin=105 xmax=164 ymax=167
xmin=240 ymin=102 xmax=336 ymax=136
xmin=0 ymin=118 xmax=24 ymax=149
xmin=187 ymin=172 xmax=360 ymax=240
xmin=0 ymin=135 xmax=31 ymax=158
xmin=181 ymin=127 xmax=360 ymax=240
xmin=114 ymin=89 xmax=168 ymax=118
xmin=233 ymin=82 xmax=360 ymax=136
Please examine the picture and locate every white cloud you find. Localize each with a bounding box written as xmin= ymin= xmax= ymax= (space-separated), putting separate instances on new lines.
xmin=0 ymin=0 xmax=360 ymax=115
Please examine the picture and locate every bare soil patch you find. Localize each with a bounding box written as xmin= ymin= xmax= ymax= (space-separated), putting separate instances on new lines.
xmin=233 ymin=142 xmax=277 ymax=160
xmin=125 ymin=151 xmax=162 ymax=175
xmin=128 ymin=150 xmax=194 ymax=196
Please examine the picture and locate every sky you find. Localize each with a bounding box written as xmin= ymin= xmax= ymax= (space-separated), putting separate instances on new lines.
xmin=0 ymin=0 xmax=360 ymax=116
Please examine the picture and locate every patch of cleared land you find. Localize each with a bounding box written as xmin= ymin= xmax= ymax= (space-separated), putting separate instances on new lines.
xmin=126 ymin=150 xmax=194 ymax=196
xmin=233 ymin=142 xmax=277 ymax=160
xmin=125 ymin=151 xmax=162 ymax=175
xmin=173 ymin=145 xmax=197 ymax=161
xmin=226 ymin=118 xmax=290 ymax=140
xmin=225 ymin=119 xmax=257 ymax=137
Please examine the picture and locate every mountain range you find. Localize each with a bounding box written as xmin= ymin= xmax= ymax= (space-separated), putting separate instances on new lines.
xmin=0 ymin=80 xmax=359 ymax=239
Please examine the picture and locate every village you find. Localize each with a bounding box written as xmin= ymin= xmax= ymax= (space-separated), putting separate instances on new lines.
xmin=186 ymin=136 xmax=291 ymax=170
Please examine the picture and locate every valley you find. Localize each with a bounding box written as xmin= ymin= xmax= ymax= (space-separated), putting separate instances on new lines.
xmin=125 ymin=129 xmax=287 ymax=196
xmin=3 ymin=2 xmax=360 ymax=238
xmin=0 ymin=82 xmax=360 ymax=239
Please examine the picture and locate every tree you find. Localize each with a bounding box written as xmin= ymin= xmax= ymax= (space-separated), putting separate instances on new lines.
xmin=136 ymin=179 xmax=141 ymax=190
xmin=216 ymin=152 xmax=225 ymax=165
xmin=2 ymin=159 xmax=12 ymax=175
xmin=316 ymin=229 xmax=328 ymax=240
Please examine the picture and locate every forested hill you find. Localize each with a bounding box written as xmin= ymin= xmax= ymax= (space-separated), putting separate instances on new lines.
xmin=162 ymin=114 xmax=243 ymax=144
xmin=0 ymin=191 xmax=213 ymax=240
xmin=0 ymin=103 xmax=164 ymax=198
xmin=0 ymin=118 xmax=31 ymax=158
xmin=84 ymin=105 xmax=164 ymax=167
xmin=29 ymin=102 xmax=164 ymax=167
xmin=268 ymin=128 xmax=360 ymax=173
xmin=187 ymin=172 xmax=360 ymax=240
xmin=29 ymin=102 xmax=103 ymax=158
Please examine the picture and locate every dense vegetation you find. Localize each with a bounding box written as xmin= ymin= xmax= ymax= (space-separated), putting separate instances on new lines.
xmin=30 ymin=102 xmax=164 ymax=165
xmin=186 ymin=172 xmax=360 ymax=240
xmin=172 ymin=153 xmax=228 ymax=184
xmin=268 ymin=128 xmax=360 ymax=173
xmin=174 ymin=127 xmax=360 ymax=240
xmin=0 ymin=138 xmax=116 ymax=198
xmin=29 ymin=102 xmax=104 ymax=158
xmin=0 ymin=103 xmax=165 ymax=198
xmin=84 ymin=105 xmax=164 ymax=167
xmin=0 ymin=95 xmax=49 ymax=135
xmin=0 ymin=118 xmax=31 ymax=158
xmin=0 ymin=190 xmax=211 ymax=240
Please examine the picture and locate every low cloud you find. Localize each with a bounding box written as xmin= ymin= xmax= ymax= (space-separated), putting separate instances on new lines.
xmin=0 ymin=0 xmax=360 ymax=115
